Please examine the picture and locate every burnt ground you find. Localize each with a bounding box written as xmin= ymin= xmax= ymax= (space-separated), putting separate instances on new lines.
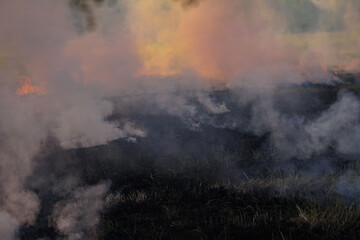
xmin=19 ymin=71 xmax=360 ymax=240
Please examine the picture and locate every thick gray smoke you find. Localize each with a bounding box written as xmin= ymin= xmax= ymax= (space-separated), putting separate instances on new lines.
xmin=247 ymin=90 xmax=360 ymax=159
xmin=0 ymin=0 xmax=140 ymax=237
xmin=51 ymin=182 xmax=110 ymax=240
xmin=0 ymin=212 xmax=18 ymax=240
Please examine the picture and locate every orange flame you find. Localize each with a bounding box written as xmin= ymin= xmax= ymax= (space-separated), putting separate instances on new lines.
xmin=336 ymin=59 xmax=360 ymax=72
xmin=323 ymin=65 xmax=327 ymax=73
xmin=128 ymin=0 xmax=292 ymax=82
xmin=16 ymin=75 xmax=45 ymax=96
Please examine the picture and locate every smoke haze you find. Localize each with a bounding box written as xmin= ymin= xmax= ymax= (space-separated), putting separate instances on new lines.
xmin=1 ymin=0 xmax=360 ymax=239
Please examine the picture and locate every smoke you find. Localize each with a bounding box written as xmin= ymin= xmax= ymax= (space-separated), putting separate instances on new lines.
xmin=0 ymin=0 xmax=360 ymax=239
xmin=307 ymin=91 xmax=360 ymax=156
xmin=69 ymin=0 xmax=118 ymax=32
xmin=0 ymin=0 xmax=135 ymax=236
xmin=51 ymin=182 xmax=110 ymax=240
xmin=247 ymin=89 xmax=360 ymax=159
xmin=336 ymin=172 xmax=360 ymax=201
xmin=126 ymin=0 xmax=292 ymax=80
xmin=0 ymin=212 xmax=18 ymax=240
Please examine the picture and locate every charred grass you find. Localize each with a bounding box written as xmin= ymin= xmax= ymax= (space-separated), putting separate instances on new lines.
xmin=98 ymin=162 xmax=360 ymax=240
xmin=19 ymin=133 xmax=360 ymax=240
xmin=20 ymin=79 xmax=360 ymax=239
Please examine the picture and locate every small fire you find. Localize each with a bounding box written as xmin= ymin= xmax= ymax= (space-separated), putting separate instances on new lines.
xmin=321 ymin=59 xmax=360 ymax=75
xmin=16 ymin=75 xmax=45 ymax=96
xmin=336 ymin=59 xmax=360 ymax=72
xmin=323 ymin=65 xmax=327 ymax=73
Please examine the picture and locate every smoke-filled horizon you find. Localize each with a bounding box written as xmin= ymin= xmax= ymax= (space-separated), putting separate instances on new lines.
xmin=1 ymin=0 xmax=360 ymax=239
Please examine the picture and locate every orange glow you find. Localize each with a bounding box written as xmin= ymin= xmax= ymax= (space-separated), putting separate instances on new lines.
xmin=129 ymin=0 xmax=237 ymax=80
xmin=128 ymin=0 xmax=292 ymax=82
xmin=323 ymin=66 xmax=328 ymax=73
xmin=16 ymin=75 xmax=45 ymax=96
xmin=336 ymin=59 xmax=360 ymax=72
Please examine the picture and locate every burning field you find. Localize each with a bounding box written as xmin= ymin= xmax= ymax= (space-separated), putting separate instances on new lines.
xmin=2 ymin=0 xmax=360 ymax=239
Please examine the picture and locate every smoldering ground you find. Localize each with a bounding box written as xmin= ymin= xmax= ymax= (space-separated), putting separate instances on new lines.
xmin=1 ymin=0 xmax=360 ymax=239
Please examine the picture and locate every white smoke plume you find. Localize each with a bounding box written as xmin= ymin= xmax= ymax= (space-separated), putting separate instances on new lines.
xmin=51 ymin=182 xmax=110 ymax=240
xmin=0 ymin=212 xmax=18 ymax=240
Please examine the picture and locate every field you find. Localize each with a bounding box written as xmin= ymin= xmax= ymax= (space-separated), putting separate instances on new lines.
xmin=4 ymin=1 xmax=360 ymax=240
xmin=21 ymin=134 xmax=360 ymax=240
xmin=18 ymin=72 xmax=360 ymax=240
